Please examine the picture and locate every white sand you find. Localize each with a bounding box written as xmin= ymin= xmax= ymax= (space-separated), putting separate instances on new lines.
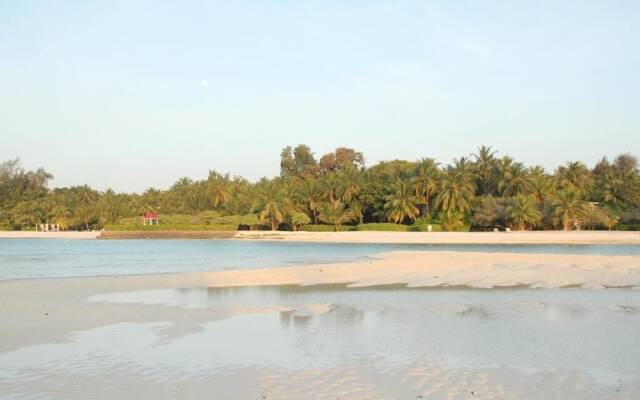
xmin=0 ymin=231 xmax=100 ymax=239
xmin=196 ymin=250 xmax=640 ymax=289
xmin=2 ymin=229 xmax=640 ymax=243
xmin=233 ymin=230 xmax=640 ymax=244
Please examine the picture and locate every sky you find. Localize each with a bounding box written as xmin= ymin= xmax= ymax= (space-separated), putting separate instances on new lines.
xmin=1 ymin=0 xmax=638 ymax=193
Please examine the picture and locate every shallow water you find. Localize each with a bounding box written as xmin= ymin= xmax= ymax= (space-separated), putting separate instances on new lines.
xmin=2 ymin=286 xmax=640 ymax=399
xmin=0 ymin=239 xmax=638 ymax=280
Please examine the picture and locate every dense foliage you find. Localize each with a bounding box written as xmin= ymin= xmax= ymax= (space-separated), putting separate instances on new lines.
xmin=2 ymin=145 xmax=639 ymax=231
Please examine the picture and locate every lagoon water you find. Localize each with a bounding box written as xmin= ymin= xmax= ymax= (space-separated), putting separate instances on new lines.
xmin=1 ymin=238 xmax=639 ymax=280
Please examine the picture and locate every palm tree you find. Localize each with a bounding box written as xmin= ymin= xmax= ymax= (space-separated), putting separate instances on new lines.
xmin=471 ymin=145 xmax=497 ymax=195
xmin=411 ymin=158 xmax=439 ymax=220
xmin=252 ymin=180 xmax=287 ymax=231
xmin=440 ymin=212 xmax=465 ymax=231
xmin=506 ymin=195 xmax=541 ymax=230
xmin=11 ymin=201 xmax=37 ymax=229
xmin=97 ymin=189 xmax=119 ymax=226
xmin=436 ymin=167 xmax=475 ymax=215
xmin=296 ymin=177 xmax=323 ymax=224
xmin=528 ymin=166 xmax=553 ymax=203
xmin=76 ymin=185 xmax=97 ymax=205
xmin=318 ymin=199 xmax=355 ymax=231
xmin=553 ymin=189 xmax=588 ymax=230
xmin=74 ymin=204 xmax=94 ymax=231
xmin=384 ymin=180 xmax=422 ymax=224
xmin=184 ymin=182 xmax=209 ymax=213
xmin=502 ymin=164 xmax=533 ymax=197
xmin=337 ymin=165 xmax=362 ymax=203
xmin=556 ymin=161 xmax=592 ymax=193
xmin=209 ymin=178 xmax=230 ymax=208
xmin=321 ymin=172 xmax=340 ymax=202
xmin=49 ymin=205 xmax=70 ymax=230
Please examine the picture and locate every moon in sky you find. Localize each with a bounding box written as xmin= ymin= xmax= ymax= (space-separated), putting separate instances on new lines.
xmin=201 ymin=80 xmax=209 ymax=87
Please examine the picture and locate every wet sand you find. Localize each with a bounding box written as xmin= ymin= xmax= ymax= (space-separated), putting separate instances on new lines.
xmin=2 ymin=250 xmax=640 ymax=398
xmin=2 ymin=250 xmax=640 ymax=352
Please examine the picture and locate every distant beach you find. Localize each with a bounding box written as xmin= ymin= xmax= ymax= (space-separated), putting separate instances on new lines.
xmin=2 ymin=229 xmax=640 ymax=244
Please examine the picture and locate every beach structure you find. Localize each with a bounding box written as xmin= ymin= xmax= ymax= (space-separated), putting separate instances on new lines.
xmin=142 ymin=211 xmax=159 ymax=226
xmin=35 ymin=223 xmax=60 ymax=232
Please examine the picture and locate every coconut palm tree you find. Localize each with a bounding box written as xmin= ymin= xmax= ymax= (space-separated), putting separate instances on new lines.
xmin=97 ymin=189 xmax=118 ymax=226
xmin=436 ymin=167 xmax=475 ymax=215
xmin=49 ymin=205 xmax=70 ymax=230
xmin=384 ymin=180 xmax=422 ymax=224
xmin=506 ymin=195 xmax=541 ymax=230
xmin=411 ymin=158 xmax=440 ymax=220
xmin=471 ymin=145 xmax=497 ymax=195
xmin=528 ymin=166 xmax=553 ymax=203
xmin=502 ymin=164 xmax=533 ymax=197
xmin=74 ymin=204 xmax=94 ymax=231
xmin=556 ymin=161 xmax=592 ymax=193
xmin=252 ymin=179 xmax=287 ymax=231
xmin=296 ymin=177 xmax=323 ymax=224
xmin=209 ymin=177 xmax=230 ymax=208
xmin=553 ymin=189 xmax=588 ymax=230
xmin=318 ymin=199 xmax=355 ymax=231
xmin=337 ymin=165 xmax=362 ymax=203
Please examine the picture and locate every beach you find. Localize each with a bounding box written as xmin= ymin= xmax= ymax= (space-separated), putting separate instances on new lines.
xmin=3 ymin=229 xmax=640 ymax=244
xmin=2 ymin=250 xmax=640 ymax=351
xmin=2 ymin=241 xmax=640 ymax=398
xmin=0 ymin=231 xmax=100 ymax=239
xmin=232 ymin=230 xmax=640 ymax=244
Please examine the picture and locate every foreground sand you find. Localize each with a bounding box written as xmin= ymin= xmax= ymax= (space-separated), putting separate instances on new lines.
xmin=2 ymin=250 xmax=640 ymax=351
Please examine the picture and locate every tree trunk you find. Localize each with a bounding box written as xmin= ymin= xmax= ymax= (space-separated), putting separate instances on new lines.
xmin=425 ymin=192 xmax=430 ymax=221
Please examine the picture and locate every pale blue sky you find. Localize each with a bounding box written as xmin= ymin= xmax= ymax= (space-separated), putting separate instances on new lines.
xmin=1 ymin=1 xmax=638 ymax=192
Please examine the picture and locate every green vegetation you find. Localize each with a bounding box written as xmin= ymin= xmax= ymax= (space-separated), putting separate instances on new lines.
xmin=1 ymin=145 xmax=639 ymax=232
xmin=103 ymin=224 xmax=237 ymax=231
xmin=357 ymin=223 xmax=409 ymax=232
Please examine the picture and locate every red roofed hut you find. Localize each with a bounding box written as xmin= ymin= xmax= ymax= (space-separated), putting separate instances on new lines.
xmin=143 ymin=211 xmax=159 ymax=226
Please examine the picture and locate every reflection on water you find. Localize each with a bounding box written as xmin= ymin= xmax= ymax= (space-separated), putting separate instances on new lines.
xmin=3 ymin=287 xmax=640 ymax=398
xmin=1 ymin=239 xmax=639 ymax=280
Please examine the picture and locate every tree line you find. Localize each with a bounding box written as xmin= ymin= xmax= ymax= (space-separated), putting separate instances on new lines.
xmin=1 ymin=145 xmax=639 ymax=231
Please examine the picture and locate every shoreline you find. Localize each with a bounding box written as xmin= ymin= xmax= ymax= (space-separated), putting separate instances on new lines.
xmin=2 ymin=229 xmax=640 ymax=244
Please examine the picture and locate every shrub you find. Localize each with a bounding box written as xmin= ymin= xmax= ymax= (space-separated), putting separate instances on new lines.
xmin=408 ymin=223 xmax=442 ymax=232
xmin=356 ymin=223 xmax=408 ymax=232
xmin=302 ymin=224 xmax=354 ymax=232
xmin=104 ymin=224 xmax=236 ymax=231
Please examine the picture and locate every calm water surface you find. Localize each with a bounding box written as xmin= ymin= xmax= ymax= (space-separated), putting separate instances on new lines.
xmin=0 ymin=239 xmax=639 ymax=280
